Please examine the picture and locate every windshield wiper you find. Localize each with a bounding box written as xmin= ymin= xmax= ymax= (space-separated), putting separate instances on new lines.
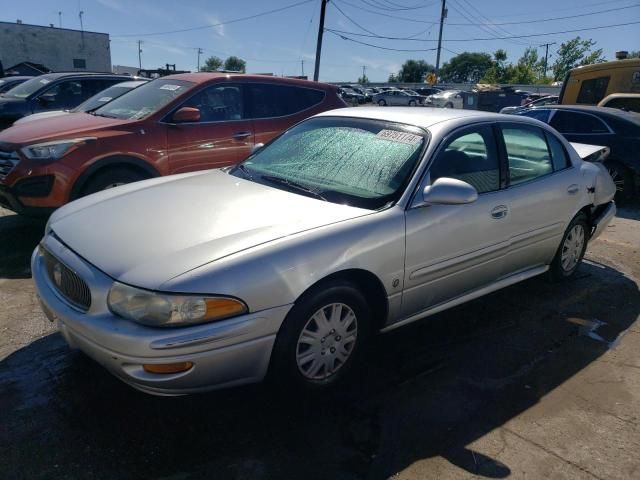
xmin=236 ymin=164 xmax=254 ymax=179
xmin=260 ymin=175 xmax=327 ymax=201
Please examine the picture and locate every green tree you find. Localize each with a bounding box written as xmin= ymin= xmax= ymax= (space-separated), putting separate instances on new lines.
xmin=507 ymin=47 xmax=543 ymax=84
xmin=551 ymin=37 xmax=605 ymax=81
xmin=482 ymin=49 xmax=510 ymax=83
xmin=357 ymin=74 xmax=369 ymax=85
xmin=397 ymin=59 xmax=435 ymax=83
xmin=628 ymin=50 xmax=640 ymax=58
xmin=439 ymin=52 xmax=493 ymax=83
xmin=388 ymin=73 xmax=399 ymax=83
xmin=223 ymin=56 xmax=246 ymax=73
xmin=200 ymin=56 xmax=223 ymax=72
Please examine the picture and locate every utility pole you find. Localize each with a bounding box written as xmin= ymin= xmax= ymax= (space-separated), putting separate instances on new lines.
xmin=301 ymin=59 xmax=305 ymax=77
xmin=361 ymin=65 xmax=366 ymax=83
xmin=78 ymin=10 xmax=84 ymax=31
xmin=541 ymin=42 xmax=556 ymax=78
xmin=58 ymin=11 xmax=62 ymax=28
xmin=138 ymin=40 xmax=143 ymax=70
xmin=435 ymin=0 xmax=447 ymax=80
xmin=313 ymin=0 xmax=328 ymax=82
xmin=197 ymin=47 xmax=203 ymax=71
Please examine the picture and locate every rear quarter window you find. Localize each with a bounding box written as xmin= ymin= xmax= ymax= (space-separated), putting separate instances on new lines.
xmin=247 ymin=84 xmax=325 ymax=119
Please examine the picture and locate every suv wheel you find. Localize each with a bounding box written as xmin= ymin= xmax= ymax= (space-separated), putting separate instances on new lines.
xmin=80 ymin=168 xmax=148 ymax=197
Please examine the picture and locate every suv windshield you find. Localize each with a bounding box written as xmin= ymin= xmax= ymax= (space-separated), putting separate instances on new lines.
xmin=233 ymin=116 xmax=427 ymax=209
xmin=4 ymin=76 xmax=53 ymax=99
xmin=93 ymin=79 xmax=194 ymax=120
xmin=73 ymin=84 xmax=139 ymax=112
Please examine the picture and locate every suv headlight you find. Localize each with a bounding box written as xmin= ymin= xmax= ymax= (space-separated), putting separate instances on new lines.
xmin=21 ymin=137 xmax=95 ymax=161
xmin=108 ymin=282 xmax=248 ymax=327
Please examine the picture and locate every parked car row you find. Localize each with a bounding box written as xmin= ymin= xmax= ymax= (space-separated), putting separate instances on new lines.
xmin=0 ymin=73 xmax=346 ymax=215
xmin=0 ymin=72 xmax=141 ymax=130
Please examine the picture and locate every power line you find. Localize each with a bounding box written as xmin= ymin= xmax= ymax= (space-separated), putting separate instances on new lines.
xmin=326 ymin=20 xmax=640 ymax=42
xmin=332 ymin=1 xmax=434 ymax=38
xmin=112 ymin=0 xmax=315 ymax=37
xmin=326 ymin=29 xmax=437 ymax=51
xmin=449 ymin=3 xmax=640 ymax=26
xmin=337 ymin=0 xmax=439 ymax=23
xmin=359 ymin=0 xmax=439 ymax=11
xmin=449 ymin=0 xmax=634 ymax=19
xmin=448 ymin=0 xmax=530 ymax=46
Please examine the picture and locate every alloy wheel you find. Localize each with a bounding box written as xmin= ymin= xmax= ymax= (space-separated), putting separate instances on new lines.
xmin=561 ymin=224 xmax=585 ymax=272
xmin=296 ymin=303 xmax=358 ymax=380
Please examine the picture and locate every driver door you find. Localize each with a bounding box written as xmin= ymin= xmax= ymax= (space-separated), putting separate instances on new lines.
xmin=401 ymin=124 xmax=513 ymax=318
xmin=166 ymin=83 xmax=255 ymax=174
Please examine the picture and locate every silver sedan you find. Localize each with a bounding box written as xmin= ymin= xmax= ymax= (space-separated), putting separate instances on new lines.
xmin=373 ymin=90 xmax=422 ymax=106
xmin=33 ymin=108 xmax=616 ymax=395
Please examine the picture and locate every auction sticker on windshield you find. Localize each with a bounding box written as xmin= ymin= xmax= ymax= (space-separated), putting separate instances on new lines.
xmin=159 ymin=84 xmax=183 ymax=91
xmin=375 ymin=129 xmax=421 ymax=145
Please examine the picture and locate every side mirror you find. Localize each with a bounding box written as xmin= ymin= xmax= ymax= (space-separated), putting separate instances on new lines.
xmin=421 ymin=177 xmax=478 ymax=206
xmin=172 ymin=107 xmax=200 ymax=123
xmin=38 ymin=94 xmax=56 ymax=105
xmin=251 ymin=143 xmax=264 ymax=155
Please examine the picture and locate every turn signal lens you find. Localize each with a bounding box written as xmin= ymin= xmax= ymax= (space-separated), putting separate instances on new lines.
xmin=143 ymin=361 xmax=194 ymax=374
xmin=205 ymin=298 xmax=246 ymax=319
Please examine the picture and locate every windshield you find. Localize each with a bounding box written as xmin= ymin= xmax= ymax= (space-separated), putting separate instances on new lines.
xmin=72 ymin=84 xmax=136 ymax=112
xmin=93 ymin=79 xmax=194 ymax=120
xmin=233 ymin=117 xmax=427 ymax=210
xmin=4 ymin=76 xmax=52 ymax=99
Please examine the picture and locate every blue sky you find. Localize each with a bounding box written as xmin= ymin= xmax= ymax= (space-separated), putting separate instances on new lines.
xmin=2 ymin=0 xmax=639 ymax=82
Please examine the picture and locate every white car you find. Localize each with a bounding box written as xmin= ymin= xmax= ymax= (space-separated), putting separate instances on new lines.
xmin=427 ymin=90 xmax=463 ymax=109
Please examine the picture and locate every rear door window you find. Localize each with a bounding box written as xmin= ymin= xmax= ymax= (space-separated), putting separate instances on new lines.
xmin=549 ymin=111 xmax=610 ymax=134
xmin=502 ymin=126 xmax=553 ymax=186
xmin=247 ymin=84 xmax=324 ymax=119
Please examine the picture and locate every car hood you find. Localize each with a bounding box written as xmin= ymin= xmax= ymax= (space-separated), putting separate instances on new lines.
xmin=50 ymin=169 xmax=371 ymax=289
xmin=13 ymin=110 xmax=69 ymax=125
xmin=0 ymin=112 xmax=134 ymax=146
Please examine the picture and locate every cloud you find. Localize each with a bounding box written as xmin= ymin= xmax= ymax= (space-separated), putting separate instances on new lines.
xmin=205 ymin=15 xmax=225 ymax=37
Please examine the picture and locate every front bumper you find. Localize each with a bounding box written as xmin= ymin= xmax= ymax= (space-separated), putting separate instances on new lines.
xmin=32 ymin=234 xmax=292 ymax=395
xmin=0 ymin=184 xmax=56 ymax=216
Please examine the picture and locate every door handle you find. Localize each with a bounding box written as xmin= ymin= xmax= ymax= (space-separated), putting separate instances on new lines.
xmin=567 ymin=184 xmax=579 ymax=195
xmin=491 ymin=205 xmax=508 ymax=219
xmin=233 ymin=131 xmax=251 ymax=140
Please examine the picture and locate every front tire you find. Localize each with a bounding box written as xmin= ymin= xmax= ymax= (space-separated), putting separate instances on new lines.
xmin=409 ymin=100 xmax=417 ymax=106
xmin=79 ymin=168 xmax=148 ymax=197
xmin=549 ymin=212 xmax=589 ymax=281
xmin=444 ymin=102 xmax=453 ymax=108
xmin=378 ymin=99 xmax=386 ymax=106
xmin=270 ymin=280 xmax=371 ymax=390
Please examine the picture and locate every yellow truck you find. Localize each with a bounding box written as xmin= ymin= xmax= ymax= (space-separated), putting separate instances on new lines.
xmin=559 ymin=57 xmax=640 ymax=105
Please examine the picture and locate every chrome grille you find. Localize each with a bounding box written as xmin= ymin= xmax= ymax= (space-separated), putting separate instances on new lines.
xmin=0 ymin=149 xmax=19 ymax=180
xmin=41 ymin=247 xmax=92 ymax=311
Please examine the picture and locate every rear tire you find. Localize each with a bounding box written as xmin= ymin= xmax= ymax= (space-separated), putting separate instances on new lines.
xmin=409 ymin=100 xmax=417 ymax=106
xmin=269 ymin=280 xmax=371 ymax=391
xmin=79 ymin=168 xmax=148 ymax=197
xmin=378 ymin=99 xmax=386 ymax=106
xmin=605 ymin=160 xmax=634 ymax=201
xmin=548 ymin=212 xmax=589 ymax=281
xmin=444 ymin=102 xmax=453 ymax=108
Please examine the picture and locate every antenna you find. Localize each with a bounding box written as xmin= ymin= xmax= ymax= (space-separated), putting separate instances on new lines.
xmin=58 ymin=11 xmax=62 ymax=28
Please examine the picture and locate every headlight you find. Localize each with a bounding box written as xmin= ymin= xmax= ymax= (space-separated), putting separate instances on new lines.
xmin=107 ymin=282 xmax=247 ymax=327
xmin=21 ymin=137 xmax=94 ymax=161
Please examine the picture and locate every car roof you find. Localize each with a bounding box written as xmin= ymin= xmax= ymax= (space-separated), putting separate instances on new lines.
xmin=36 ymin=72 xmax=131 ymax=80
xmin=315 ymin=106 xmax=513 ymax=128
xmin=600 ymin=93 xmax=640 ymax=100
xmin=0 ymin=76 xmax=33 ymax=81
xmin=528 ymin=104 xmax=640 ymax=125
xmin=161 ymin=72 xmax=338 ymax=90
xmin=113 ymin=80 xmax=148 ymax=88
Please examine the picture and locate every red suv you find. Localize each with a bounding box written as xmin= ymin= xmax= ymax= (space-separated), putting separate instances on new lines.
xmin=0 ymin=73 xmax=346 ymax=215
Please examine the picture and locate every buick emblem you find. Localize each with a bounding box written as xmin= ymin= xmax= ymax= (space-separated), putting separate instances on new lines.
xmin=53 ymin=263 xmax=63 ymax=288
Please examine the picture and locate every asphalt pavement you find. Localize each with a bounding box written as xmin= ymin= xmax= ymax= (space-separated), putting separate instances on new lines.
xmin=0 ymin=205 xmax=639 ymax=480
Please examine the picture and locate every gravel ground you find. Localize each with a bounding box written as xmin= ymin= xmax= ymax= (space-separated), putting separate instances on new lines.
xmin=0 ymin=204 xmax=638 ymax=480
